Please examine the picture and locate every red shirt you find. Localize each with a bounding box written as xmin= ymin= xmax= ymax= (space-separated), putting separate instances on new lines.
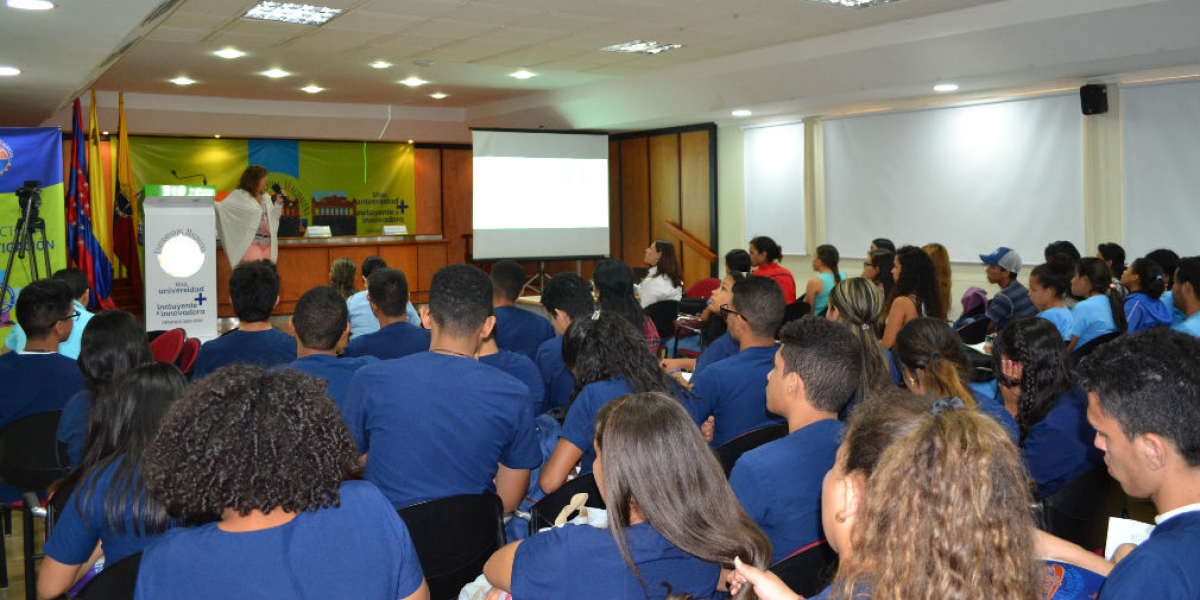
xmin=753 ymin=262 xmax=797 ymax=303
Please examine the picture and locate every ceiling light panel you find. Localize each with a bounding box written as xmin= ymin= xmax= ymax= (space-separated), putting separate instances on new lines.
xmin=509 ymin=69 xmax=537 ymax=80
xmin=6 ymin=0 xmax=55 ymax=10
xmin=600 ymin=40 xmax=683 ymax=55
xmin=170 ymin=76 xmax=196 ymax=85
xmin=243 ymin=2 xmax=344 ymax=26
xmin=262 ymin=68 xmax=291 ymax=78
xmin=399 ymin=76 xmax=428 ymax=87
xmin=214 ymin=48 xmax=246 ymax=59
xmin=801 ymin=0 xmax=906 ymax=7
xmin=0 ymin=66 xmax=21 ymax=76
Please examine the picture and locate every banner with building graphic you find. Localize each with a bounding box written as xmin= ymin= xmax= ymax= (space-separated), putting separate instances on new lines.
xmin=0 ymin=127 xmax=70 ymax=345
xmin=128 ymin=137 xmax=416 ymax=236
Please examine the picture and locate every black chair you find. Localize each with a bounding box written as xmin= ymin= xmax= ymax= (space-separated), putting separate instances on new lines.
xmin=782 ymin=299 xmax=811 ymax=326
xmin=769 ymin=540 xmax=838 ymax=599
xmin=0 ymin=410 xmax=70 ymax=600
xmin=644 ymin=300 xmax=681 ymax=344
xmin=74 ymin=552 xmax=142 ymax=600
xmin=1070 ymin=331 xmax=1123 ymax=369
xmin=715 ymin=423 xmax=789 ymax=477
xmin=1036 ymin=467 xmax=1126 ymax=551
xmin=955 ymin=315 xmax=991 ymax=345
xmin=397 ymin=494 xmax=506 ymax=600
xmin=528 ymin=473 xmax=605 ymax=535
xmin=963 ymin=345 xmax=995 ymax=383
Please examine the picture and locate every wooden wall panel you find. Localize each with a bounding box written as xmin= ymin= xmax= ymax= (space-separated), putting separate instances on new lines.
xmin=680 ymin=129 xmax=714 ymax=286
xmin=648 ymin=134 xmax=681 ymax=249
xmin=619 ymin=137 xmax=650 ymax=266
xmin=441 ymin=149 xmax=474 ymax=265
xmin=414 ymin=148 xmax=443 ymax=235
xmin=276 ymin=246 xmax=330 ymax=314
xmin=608 ymin=139 xmax=622 ymax=261
xmin=378 ymin=245 xmax=420 ymax=292
xmin=416 ymin=242 xmax=447 ymax=298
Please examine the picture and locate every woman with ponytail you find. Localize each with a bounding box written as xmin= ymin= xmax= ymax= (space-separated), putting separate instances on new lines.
xmin=1067 ymin=257 xmax=1126 ymax=353
xmin=1120 ymin=258 xmax=1172 ymax=333
xmin=825 ymin=278 xmax=899 ymax=406
xmin=804 ymin=244 xmax=847 ymax=317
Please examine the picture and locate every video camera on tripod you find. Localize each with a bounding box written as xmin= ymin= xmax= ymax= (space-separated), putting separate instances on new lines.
xmin=2 ymin=180 xmax=52 ymax=320
xmin=15 ymin=180 xmax=43 ymax=216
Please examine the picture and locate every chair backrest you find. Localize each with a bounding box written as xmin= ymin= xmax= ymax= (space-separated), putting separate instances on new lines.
xmin=148 ymin=328 xmax=185 ymax=364
xmin=716 ymin=423 xmax=789 ymax=477
xmin=955 ymin=315 xmax=991 ymax=345
xmin=685 ymin=278 xmax=720 ymax=299
xmin=177 ymin=337 xmax=201 ymax=376
xmin=0 ymin=411 xmax=69 ymax=492
xmin=76 ymin=552 xmax=142 ymax=600
xmin=644 ymin=300 xmax=681 ymax=341
xmin=769 ymin=539 xmax=838 ymax=599
xmin=1038 ymin=467 xmax=1126 ymax=551
xmin=1070 ymin=331 xmax=1123 ymax=369
xmin=781 ymin=299 xmax=811 ymax=327
xmin=528 ymin=473 xmax=606 ymax=535
xmin=397 ymin=493 xmax=506 ymax=600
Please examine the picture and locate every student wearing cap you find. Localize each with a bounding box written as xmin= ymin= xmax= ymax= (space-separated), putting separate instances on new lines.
xmin=981 ymin=246 xmax=1037 ymax=333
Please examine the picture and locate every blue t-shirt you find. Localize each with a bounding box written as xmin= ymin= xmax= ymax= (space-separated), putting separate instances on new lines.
xmin=1160 ymin=291 xmax=1187 ymax=326
xmin=344 ymin=352 xmax=542 ymax=508
xmin=44 ymin=458 xmax=172 ymax=566
xmin=535 ymin=335 xmax=575 ymax=412
xmin=57 ymin=390 xmax=92 ymax=466
xmin=191 ymin=328 xmax=297 ymax=380
xmin=1172 ymin=312 xmax=1200 ymax=337
xmin=560 ymin=376 xmax=636 ymax=473
xmin=1038 ymin=306 xmax=1074 ymax=341
xmin=687 ymin=346 xmax=784 ymax=447
xmin=281 ymin=354 xmax=377 ymax=410
xmin=0 ymin=352 xmax=84 ymax=430
xmin=972 ymin=388 xmax=1020 ymax=447
xmin=1099 ymin=510 xmax=1200 ymax=599
xmin=812 ymin=271 xmax=848 ymax=317
xmin=694 ymin=332 xmax=738 ymax=375
xmin=134 ymin=480 xmax=425 ymax=600
xmin=342 ymin=320 xmax=431 ymax=361
xmin=512 ymin=521 xmax=721 ymax=600
xmin=1069 ymin=295 xmax=1119 ymax=348
xmin=1021 ymin=387 xmax=1104 ymax=498
xmin=347 ymin=290 xmax=420 ymax=338
xmin=986 ymin=281 xmax=1038 ymax=331
xmin=730 ymin=419 xmax=844 ymax=563
xmin=1123 ymin=292 xmax=1172 ymax=333
xmin=4 ymin=299 xmax=93 ymax=359
xmin=808 ymin=561 xmax=1106 ymax=600
xmin=480 ymin=350 xmax=543 ymax=416
xmin=494 ymin=305 xmax=555 ymax=360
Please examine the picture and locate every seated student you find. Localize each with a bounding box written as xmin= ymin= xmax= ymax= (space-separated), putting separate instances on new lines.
xmin=490 ymin=260 xmax=554 ymax=359
xmin=4 ymin=268 xmax=94 ymax=358
xmin=688 ymin=276 xmax=787 ymax=447
xmin=637 ymin=239 xmax=684 ymax=308
xmin=57 ymin=310 xmax=154 ymax=465
xmin=993 ymin=318 xmax=1103 ymax=498
xmin=663 ymin=249 xmax=750 ymax=367
xmin=1145 ymin=248 xmax=1185 ymax=325
xmin=804 ymin=244 xmax=847 ymax=317
xmin=534 ymin=273 xmax=596 ymax=412
xmin=1067 ymin=257 xmax=1126 ymax=353
xmin=135 ymin=366 xmax=429 ymax=600
xmin=478 ymin=329 xmax=542 ymax=417
xmin=192 ymin=260 xmax=296 ymax=378
xmin=1076 ymin=328 xmax=1200 ymax=598
xmin=538 ymin=312 xmax=676 ymax=494
xmin=347 ymin=256 xmax=419 ymax=338
xmin=1121 ymin=257 xmax=1172 ymax=332
xmin=1028 ymin=258 xmax=1075 ymax=341
xmin=880 ymin=246 xmax=944 ymax=349
xmin=39 ymin=363 xmax=186 ymax=599
xmin=342 ymin=267 xmax=431 ymax=360
xmin=660 ymin=271 xmax=746 ymax=382
xmin=594 ymin=259 xmax=660 ymax=351
xmin=980 ymin=246 xmax=1038 ymax=333
xmin=730 ymin=317 xmax=858 ymax=563
xmin=484 ymin=392 xmax=771 ymax=600
xmin=283 ymin=286 xmax=376 ymax=411
xmin=344 ymin=265 xmax=540 ymax=512
xmin=1170 ymin=256 xmax=1200 ymax=337
xmin=749 ymin=235 xmax=796 ymax=303
xmin=825 ymin=278 xmax=900 ymax=418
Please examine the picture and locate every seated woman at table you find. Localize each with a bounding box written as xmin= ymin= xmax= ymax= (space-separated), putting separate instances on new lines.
xmin=485 ymin=392 xmax=771 ymax=600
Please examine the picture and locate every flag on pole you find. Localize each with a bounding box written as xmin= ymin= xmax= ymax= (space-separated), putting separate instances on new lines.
xmin=68 ymin=98 xmax=116 ymax=309
xmin=87 ymin=90 xmax=113 ymax=260
xmin=112 ymin=93 xmax=142 ymax=305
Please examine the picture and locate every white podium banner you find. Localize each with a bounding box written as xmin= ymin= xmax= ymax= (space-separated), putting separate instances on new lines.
xmin=143 ymin=185 xmax=218 ymax=341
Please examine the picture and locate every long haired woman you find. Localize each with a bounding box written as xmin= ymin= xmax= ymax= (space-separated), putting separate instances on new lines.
xmin=879 ymin=246 xmax=945 ymax=349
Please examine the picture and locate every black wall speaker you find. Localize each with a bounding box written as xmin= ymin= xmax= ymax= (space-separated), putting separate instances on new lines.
xmin=1081 ymin=84 xmax=1108 ymax=115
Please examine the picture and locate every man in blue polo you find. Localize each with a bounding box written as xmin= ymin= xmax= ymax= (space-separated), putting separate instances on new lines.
xmin=533 ymin=273 xmax=595 ymax=413
xmin=283 ymin=285 xmax=376 ymax=415
xmin=342 ymin=267 xmax=431 ymax=360
xmin=491 ymin=260 xmax=554 ymax=360
xmin=981 ymin=246 xmax=1036 ymax=332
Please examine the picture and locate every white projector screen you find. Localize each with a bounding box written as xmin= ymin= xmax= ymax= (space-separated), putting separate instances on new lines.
xmin=472 ymin=129 xmax=610 ymax=260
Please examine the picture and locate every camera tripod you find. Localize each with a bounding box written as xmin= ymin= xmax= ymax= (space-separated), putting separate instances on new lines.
xmin=1 ymin=195 xmax=52 ymax=324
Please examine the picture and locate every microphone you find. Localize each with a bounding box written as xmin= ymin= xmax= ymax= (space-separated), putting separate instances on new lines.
xmin=171 ymin=169 xmax=208 ymax=186
xmin=271 ymin=183 xmax=283 ymax=195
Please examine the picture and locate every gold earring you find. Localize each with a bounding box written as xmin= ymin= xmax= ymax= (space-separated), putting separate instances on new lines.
xmin=835 ymin=511 xmax=847 ymax=523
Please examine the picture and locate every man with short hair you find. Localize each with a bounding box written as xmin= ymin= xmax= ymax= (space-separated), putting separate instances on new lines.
xmin=1170 ymin=256 xmax=1200 ymax=337
xmin=534 ymin=273 xmax=595 ymax=412
xmin=687 ymin=276 xmax=786 ymax=446
xmin=347 ymin=256 xmax=418 ymax=337
xmin=344 ymin=265 xmax=541 ymax=512
xmin=4 ymin=268 xmax=95 ymax=358
xmin=980 ymin=246 xmax=1037 ymax=332
xmin=342 ymin=267 xmax=431 ymax=360
xmin=192 ymin=260 xmax=296 ymax=379
xmin=730 ymin=317 xmax=860 ymax=563
xmin=1077 ymin=328 xmax=1200 ymax=598
xmin=490 ymin=260 xmax=554 ymax=359
xmin=283 ymin=286 xmax=376 ymax=412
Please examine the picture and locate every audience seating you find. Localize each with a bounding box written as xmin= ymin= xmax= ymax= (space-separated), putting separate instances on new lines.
xmin=679 ymin=278 xmax=720 ymax=316
xmin=769 ymin=540 xmax=838 ymax=599
xmin=148 ymin=328 xmax=186 ymax=365
xmin=177 ymin=337 xmax=201 ymax=377
xmin=1035 ymin=467 xmax=1127 ymax=551
xmin=715 ymin=423 xmax=789 ymax=477
xmin=956 ymin=316 xmax=991 ymax=345
xmin=644 ymin=300 xmax=681 ymax=351
xmin=781 ymin=299 xmax=811 ymax=328
xmin=398 ymin=494 xmax=506 ymax=600
xmin=0 ymin=411 xmax=70 ymax=600
xmin=1070 ymin=331 xmax=1122 ymax=370
xmin=73 ymin=552 xmax=141 ymax=600
xmin=528 ymin=473 xmax=605 ymax=535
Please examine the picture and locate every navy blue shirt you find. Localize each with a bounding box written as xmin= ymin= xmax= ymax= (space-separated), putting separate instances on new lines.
xmin=1099 ymin=511 xmax=1200 ymax=599
xmin=730 ymin=419 xmax=845 ymax=563
xmin=972 ymin=388 xmax=1020 ymax=447
xmin=494 ymin=305 xmax=555 ymax=360
xmin=560 ymin=376 xmax=636 ymax=473
xmin=687 ymin=346 xmax=784 ymax=447
xmin=1021 ymin=387 xmax=1104 ymax=498
xmin=694 ymin=332 xmax=738 ymax=374
xmin=535 ymin=335 xmax=575 ymax=412
xmin=57 ymin=389 xmax=92 ymax=466
xmin=0 ymin=351 xmax=84 ymax=502
xmin=480 ymin=350 xmax=544 ymax=416
xmin=281 ymin=354 xmax=377 ymax=412
xmin=191 ymin=328 xmax=296 ymax=380
xmin=342 ymin=320 xmax=430 ymax=361
xmin=344 ymin=352 xmax=542 ymax=508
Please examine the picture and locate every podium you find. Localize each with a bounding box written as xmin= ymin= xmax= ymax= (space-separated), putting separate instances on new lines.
xmin=143 ymin=185 xmax=218 ymax=342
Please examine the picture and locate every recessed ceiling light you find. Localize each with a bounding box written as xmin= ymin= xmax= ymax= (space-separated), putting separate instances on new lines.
xmin=600 ymin=40 xmax=682 ymax=55
xmin=243 ymin=1 xmax=343 ymax=25
xmin=429 ymin=92 xmax=448 ymax=100
xmin=6 ymin=0 xmax=55 ymax=10
xmin=102 ymin=131 xmax=109 ymax=135
xmin=370 ymin=61 xmax=392 ymax=69
xmin=802 ymin=0 xmax=904 ymax=7
xmin=262 ymin=68 xmax=291 ymax=78
xmin=732 ymin=109 xmax=752 ymax=117
xmin=933 ymin=83 xmax=959 ymax=92
xmin=170 ymin=76 xmax=196 ymax=85
xmin=407 ymin=140 xmax=414 ymax=144
xmin=509 ymin=69 xmax=536 ymax=80
xmin=214 ymin=48 xmax=246 ymax=59
xmin=399 ymin=76 xmax=427 ymax=87
xmin=301 ymin=85 xmax=323 ymax=93
xmin=0 ymin=66 xmax=20 ymax=77
xmin=214 ymin=134 xmax=221 ymax=139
